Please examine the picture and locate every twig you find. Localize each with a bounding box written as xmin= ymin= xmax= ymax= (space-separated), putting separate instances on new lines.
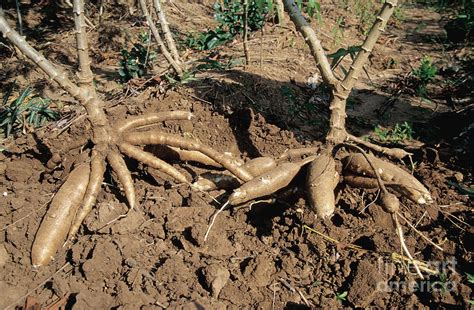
xmin=346 ymin=133 xmax=410 ymax=159
xmin=138 ymin=0 xmax=182 ymax=75
xmin=282 ymin=0 xmax=337 ymax=87
xmin=15 ymin=0 xmax=23 ymax=35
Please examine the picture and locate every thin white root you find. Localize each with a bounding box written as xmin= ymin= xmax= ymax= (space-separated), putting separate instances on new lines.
xmin=393 ymin=214 xmax=424 ymax=278
xmin=396 ymin=211 xmax=444 ymax=251
xmin=204 ymin=201 xmax=230 ymax=242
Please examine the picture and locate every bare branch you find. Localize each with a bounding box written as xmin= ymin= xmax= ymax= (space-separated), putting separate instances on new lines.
xmin=0 ymin=9 xmax=83 ymax=102
xmin=242 ymin=0 xmax=250 ymax=66
xmin=282 ymin=0 xmax=337 ymax=87
xmin=138 ymin=0 xmax=183 ymax=75
xmin=153 ymin=0 xmax=181 ymax=64
xmin=337 ymin=0 xmax=398 ymax=97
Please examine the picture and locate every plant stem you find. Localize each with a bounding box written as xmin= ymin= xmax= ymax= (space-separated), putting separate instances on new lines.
xmin=139 ymin=0 xmax=183 ymax=75
xmin=282 ymin=0 xmax=337 ymax=87
xmin=327 ymin=0 xmax=398 ymax=145
xmin=242 ymin=0 xmax=250 ymax=66
xmin=73 ymin=0 xmax=95 ymax=88
xmin=153 ymin=0 xmax=181 ymax=64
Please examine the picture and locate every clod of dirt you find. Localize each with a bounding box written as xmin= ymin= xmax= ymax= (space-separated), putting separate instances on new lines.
xmin=348 ymin=259 xmax=387 ymax=308
xmin=5 ymin=158 xmax=41 ymax=182
xmin=0 ymin=162 xmax=6 ymax=175
xmin=81 ymin=239 xmax=122 ymax=283
xmin=243 ymin=254 xmax=276 ymax=287
xmin=0 ymin=243 xmax=9 ymax=267
xmin=201 ymin=264 xmax=230 ymax=298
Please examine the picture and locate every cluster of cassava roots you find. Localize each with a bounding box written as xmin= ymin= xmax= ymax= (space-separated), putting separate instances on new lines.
xmin=0 ymin=0 xmax=436 ymax=277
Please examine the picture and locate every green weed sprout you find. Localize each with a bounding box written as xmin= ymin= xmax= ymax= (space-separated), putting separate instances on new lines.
xmin=0 ymin=84 xmax=59 ymax=137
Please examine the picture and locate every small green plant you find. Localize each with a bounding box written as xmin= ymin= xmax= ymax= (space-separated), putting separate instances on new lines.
xmin=118 ymin=32 xmax=157 ymax=82
xmin=373 ymin=122 xmax=413 ymax=143
xmin=328 ymin=45 xmax=361 ymax=72
xmin=0 ymin=84 xmax=59 ymax=137
xmin=354 ymin=0 xmax=377 ymax=34
xmin=466 ymin=272 xmax=474 ymax=284
xmin=412 ymin=56 xmax=437 ymax=97
xmin=335 ymin=291 xmax=348 ymax=302
xmin=330 ymin=17 xmax=345 ymax=48
xmin=185 ymin=0 xmax=322 ymax=50
xmin=185 ymin=0 xmax=269 ymax=51
xmin=431 ymin=272 xmax=449 ymax=295
xmin=295 ymin=0 xmax=322 ymax=22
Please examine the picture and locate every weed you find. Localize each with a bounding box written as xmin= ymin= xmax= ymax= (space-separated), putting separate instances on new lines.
xmin=335 ymin=291 xmax=348 ymax=302
xmin=412 ymin=56 xmax=437 ymax=97
xmin=295 ymin=0 xmax=322 ymax=22
xmin=392 ymin=3 xmax=406 ymax=23
xmin=0 ymin=83 xmax=59 ymax=137
xmin=330 ymin=17 xmax=345 ymax=48
xmin=373 ymin=122 xmax=413 ymax=143
xmin=185 ymin=0 xmax=268 ymax=51
xmin=163 ymin=70 xmax=198 ymax=86
xmin=431 ymin=273 xmax=449 ymax=295
xmin=328 ymin=45 xmax=361 ymax=71
xmin=466 ymin=272 xmax=474 ymax=284
xmin=118 ymin=32 xmax=156 ymax=82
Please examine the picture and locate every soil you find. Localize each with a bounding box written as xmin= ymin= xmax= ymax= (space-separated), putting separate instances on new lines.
xmin=0 ymin=0 xmax=473 ymax=309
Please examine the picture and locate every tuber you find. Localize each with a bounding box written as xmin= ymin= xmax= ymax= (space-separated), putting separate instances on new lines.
xmin=32 ymin=163 xmax=90 ymax=266
xmin=306 ymin=154 xmax=338 ymax=219
xmin=342 ymin=153 xmax=432 ymax=204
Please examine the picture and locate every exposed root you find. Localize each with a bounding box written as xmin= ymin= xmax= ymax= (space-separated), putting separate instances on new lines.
xmin=123 ymin=131 xmax=254 ymax=182
xmin=150 ymin=145 xmax=222 ymax=168
xmin=393 ymin=214 xmax=424 ymax=278
xmin=346 ymin=133 xmax=411 ymax=159
xmin=68 ymin=152 xmax=106 ymax=240
xmin=277 ymin=147 xmax=318 ymax=161
xmin=107 ymin=149 xmax=136 ymax=210
xmin=396 ymin=211 xmax=444 ymax=251
xmin=204 ymin=201 xmax=229 ymax=242
xmin=342 ymin=152 xmax=432 ymax=204
xmin=115 ymin=111 xmax=193 ymax=133
xmin=119 ymin=142 xmax=189 ymax=184
xmin=306 ymin=154 xmax=338 ymax=219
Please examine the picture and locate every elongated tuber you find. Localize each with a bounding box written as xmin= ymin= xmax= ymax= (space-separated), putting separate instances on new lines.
xmin=32 ymin=163 xmax=90 ymax=267
xmin=68 ymin=153 xmax=106 ymax=240
xmin=342 ymin=153 xmax=432 ymax=204
xmin=229 ymin=160 xmax=309 ymax=205
xmin=119 ymin=142 xmax=189 ymax=184
xmin=123 ymin=131 xmax=254 ymax=182
xmin=192 ymin=156 xmax=277 ymax=191
xmin=306 ymin=154 xmax=338 ymax=219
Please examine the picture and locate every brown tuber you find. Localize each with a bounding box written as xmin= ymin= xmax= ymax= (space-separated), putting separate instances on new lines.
xmin=306 ymin=154 xmax=338 ymax=219
xmin=32 ymin=163 xmax=90 ymax=266
xmin=228 ymin=161 xmax=306 ymax=205
xmin=342 ymin=153 xmax=432 ymax=204
xmin=192 ymin=157 xmax=277 ymax=191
